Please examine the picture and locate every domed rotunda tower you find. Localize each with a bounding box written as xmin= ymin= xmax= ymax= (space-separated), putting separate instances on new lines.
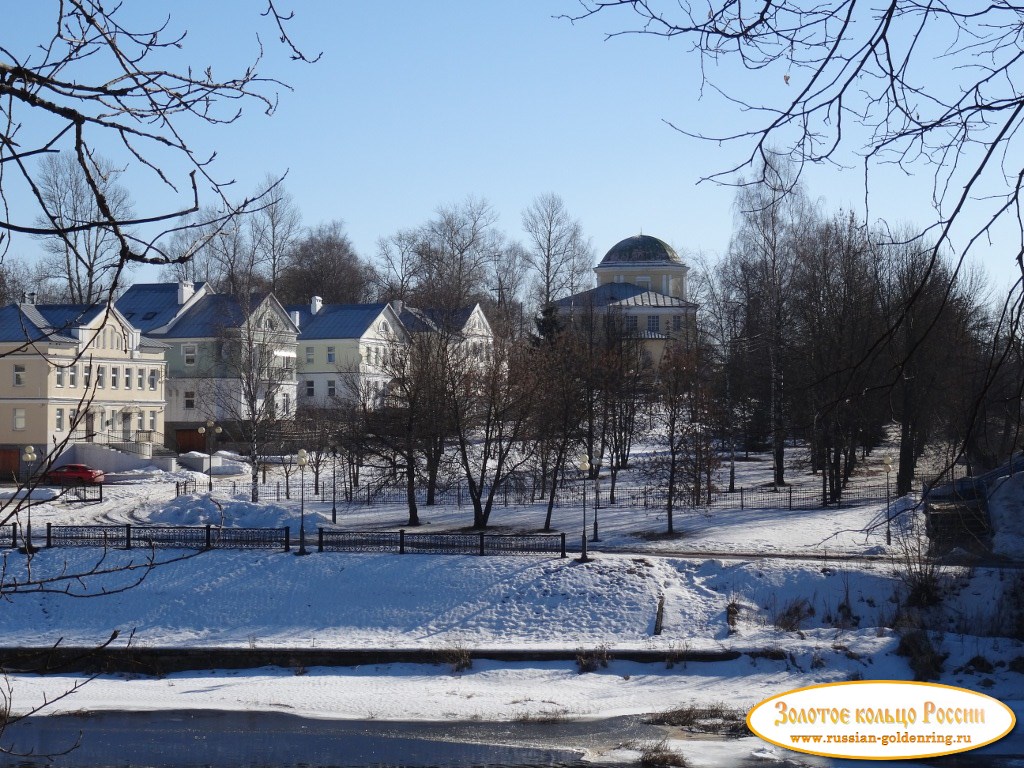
xmin=593 ymin=234 xmax=688 ymax=300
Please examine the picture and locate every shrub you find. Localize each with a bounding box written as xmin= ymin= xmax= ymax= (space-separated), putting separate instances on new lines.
xmin=575 ymin=645 xmax=611 ymax=674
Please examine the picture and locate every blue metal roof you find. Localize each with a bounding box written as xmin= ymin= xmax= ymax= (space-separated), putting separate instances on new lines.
xmin=163 ymin=294 xmax=247 ymax=338
xmin=116 ymin=283 xmax=203 ymax=332
xmin=0 ymin=303 xmax=100 ymax=343
xmin=287 ymin=303 xmax=390 ymax=340
xmin=551 ymin=283 xmax=647 ymax=310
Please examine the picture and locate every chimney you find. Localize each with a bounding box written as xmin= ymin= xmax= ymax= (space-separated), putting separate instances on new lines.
xmin=290 ymin=310 xmax=301 ymax=330
xmin=390 ymin=299 xmax=404 ymax=317
xmin=177 ymin=280 xmax=195 ymax=305
xmin=311 ymin=296 xmax=323 ymax=315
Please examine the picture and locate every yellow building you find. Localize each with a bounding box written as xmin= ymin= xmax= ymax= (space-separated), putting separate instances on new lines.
xmin=552 ymin=234 xmax=698 ymax=362
xmin=0 ymin=301 xmax=168 ymax=479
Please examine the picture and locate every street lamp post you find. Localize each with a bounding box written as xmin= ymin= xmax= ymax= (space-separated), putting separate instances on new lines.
xmin=20 ymin=445 xmax=37 ymax=554
xmin=591 ymin=457 xmax=602 ymax=543
xmin=296 ymin=448 xmax=309 ymax=555
xmin=883 ymin=455 xmax=893 ymax=545
xmin=330 ymin=446 xmax=338 ymax=524
xmin=577 ymin=457 xmax=590 ymax=562
xmin=197 ymin=420 xmax=222 ymax=492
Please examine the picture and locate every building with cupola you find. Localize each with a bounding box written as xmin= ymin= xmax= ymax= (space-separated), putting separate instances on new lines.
xmin=550 ymin=234 xmax=698 ymax=363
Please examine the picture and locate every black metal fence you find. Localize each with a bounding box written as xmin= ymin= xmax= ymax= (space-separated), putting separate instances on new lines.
xmin=44 ymin=523 xmax=291 ymax=551
xmin=14 ymin=523 xmax=564 ymax=558
xmin=317 ymin=529 xmax=566 ymax=557
xmin=180 ymin=475 xmax=893 ymax=513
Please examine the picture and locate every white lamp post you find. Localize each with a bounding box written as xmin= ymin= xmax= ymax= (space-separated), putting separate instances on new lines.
xmin=20 ymin=445 xmax=37 ymax=554
xmin=883 ymin=455 xmax=893 ymax=545
xmin=197 ymin=420 xmax=222 ymax=492
xmin=577 ymin=456 xmax=590 ymax=562
xmin=296 ymin=448 xmax=309 ymax=555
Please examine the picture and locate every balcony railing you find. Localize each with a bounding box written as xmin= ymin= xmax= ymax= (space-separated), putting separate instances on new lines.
xmin=66 ymin=429 xmax=166 ymax=458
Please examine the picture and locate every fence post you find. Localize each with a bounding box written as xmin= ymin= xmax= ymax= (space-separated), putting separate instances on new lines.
xmin=479 ymin=531 xmax=486 ymax=556
xmin=283 ymin=526 xmax=290 ymax=552
xmin=789 ymin=487 xmax=793 ymax=511
xmin=503 ymin=484 xmax=508 ymax=507
xmin=11 ymin=523 xmax=16 ymax=549
xmin=205 ymin=524 xmax=212 ymax=549
xmin=125 ymin=523 xmax=132 ymax=550
xmin=740 ymin=488 xmax=744 ymax=510
xmin=99 ymin=484 xmax=103 ymax=502
xmin=318 ymin=528 xmax=324 ymax=553
xmin=399 ymin=528 xmax=405 ymax=554
xmin=458 ymin=483 xmax=462 ymax=507
xmin=560 ymin=532 xmax=566 ymax=558
xmin=233 ymin=481 xmax=237 ymax=494
xmin=45 ymin=522 xmax=52 ymax=548
xmin=367 ymin=484 xmax=371 ymax=505
xmin=277 ymin=482 xmax=281 ymax=502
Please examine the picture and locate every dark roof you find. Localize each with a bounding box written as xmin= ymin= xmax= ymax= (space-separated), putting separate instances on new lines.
xmin=551 ymin=283 xmax=696 ymax=312
xmin=286 ymin=303 xmax=390 ymax=340
xmin=598 ymin=234 xmax=682 ymax=266
xmin=551 ymin=283 xmax=646 ymax=311
xmin=116 ymin=282 xmax=203 ymax=333
xmin=0 ymin=304 xmax=69 ymax=343
xmin=163 ymin=294 xmax=246 ymax=338
xmin=33 ymin=303 xmax=106 ymax=329
xmin=400 ymin=305 xmax=478 ymax=334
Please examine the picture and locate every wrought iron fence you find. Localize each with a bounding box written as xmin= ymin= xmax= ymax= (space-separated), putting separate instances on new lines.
xmin=175 ymin=472 xmax=893 ymax=513
xmin=43 ymin=523 xmax=290 ymax=551
xmin=317 ymin=528 xmax=566 ymax=557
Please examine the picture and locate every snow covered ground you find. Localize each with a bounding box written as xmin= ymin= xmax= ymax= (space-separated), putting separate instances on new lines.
xmin=1 ymin=451 xmax=1022 ymax=766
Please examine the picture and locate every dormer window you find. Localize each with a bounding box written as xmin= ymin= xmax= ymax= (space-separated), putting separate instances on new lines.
xmin=142 ymin=312 xmax=157 ymax=321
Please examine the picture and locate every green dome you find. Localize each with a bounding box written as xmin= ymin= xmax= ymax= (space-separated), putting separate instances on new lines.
xmin=599 ymin=235 xmax=681 ymax=265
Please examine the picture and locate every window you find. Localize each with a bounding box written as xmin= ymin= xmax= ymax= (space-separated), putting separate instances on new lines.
xmin=183 ymin=344 xmax=197 ymax=366
xmin=673 ymin=315 xmax=682 ymax=332
xmin=97 ymin=365 xmax=106 ymax=388
xmin=305 ymin=380 xmax=315 ymax=397
xmin=137 ymin=368 xmax=144 ymax=389
xmin=327 ymin=346 xmax=335 ymax=363
xmin=55 ymin=408 xmax=64 ymax=432
xmin=648 ymin=315 xmax=660 ymax=334
xmin=142 ymin=311 xmax=157 ymax=321
xmin=327 ymin=379 xmax=336 ymax=397
xmin=56 ymin=366 xmax=64 ymax=387
xmin=148 ymin=369 xmax=157 ymax=390
xmin=13 ymin=408 xmax=25 ymax=430
xmin=111 ymin=366 xmax=119 ymax=389
xmin=184 ymin=391 xmax=196 ymax=410
xmin=70 ymin=409 xmax=78 ymax=428
xmin=13 ymin=364 xmax=24 ymax=387
xmin=69 ymin=365 xmax=77 ymax=388
xmin=282 ymin=393 xmax=290 ymax=415
xmin=125 ymin=367 xmax=132 ymax=389
xmin=373 ymin=347 xmax=380 ymax=366
xmin=149 ymin=411 xmax=156 ymax=430
xmin=305 ymin=346 xmax=314 ymax=364
xmin=625 ymin=315 xmax=638 ymax=332
xmin=137 ymin=412 xmax=144 ymax=430
xmin=84 ymin=365 xmax=92 ymax=388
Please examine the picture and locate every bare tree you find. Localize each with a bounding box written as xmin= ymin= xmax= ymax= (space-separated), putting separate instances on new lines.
xmin=251 ymin=177 xmax=302 ymax=294
xmin=567 ymin=1 xmax=1024 ymax=470
xmin=449 ymin=338 xmax=538 ymax=529
xmin=35 ymin=153 xmax=134 ymax=303
xmin=276 ymin=221 xmax=375 ymax=305
xmin=1 ymin=2 xmax=315 ymax=299
xmin=521 ymin=192 xmax=593 ymax=309
xmin=375 ymin=228 xmax=424 ymax=302
xmin=208 ymin=295 xmax=298 ymax=502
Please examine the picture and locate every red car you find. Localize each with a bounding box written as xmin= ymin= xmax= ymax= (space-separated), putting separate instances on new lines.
xmin=42 ymin=464 xmax=105 ymax=485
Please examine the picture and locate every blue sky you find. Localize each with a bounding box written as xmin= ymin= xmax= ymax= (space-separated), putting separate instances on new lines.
xmin=7 ymin=1 xmax=1018 ymax=292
